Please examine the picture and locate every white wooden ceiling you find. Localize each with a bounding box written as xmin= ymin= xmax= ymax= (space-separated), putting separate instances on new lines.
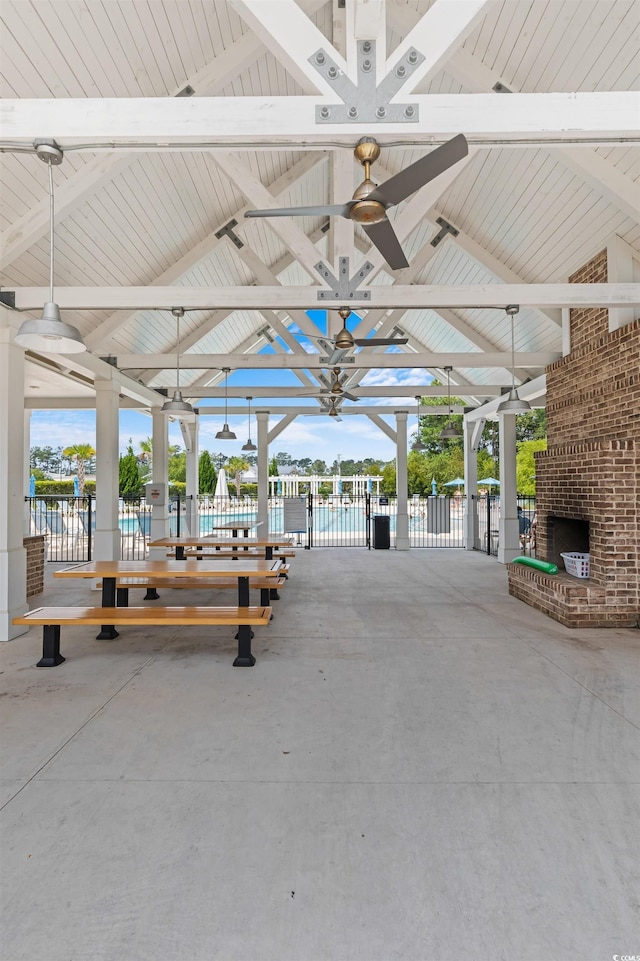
xmin=1 ymin=0 xmax=638 ymax=415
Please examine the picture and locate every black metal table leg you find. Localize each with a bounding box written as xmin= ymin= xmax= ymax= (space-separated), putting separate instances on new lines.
xmin=116 ymin=586 xmax=129 ymax=607
xmin=260 ymin=586 xmax=274 ymax=618
xmin=37 ymin=625 xmax=65 ymax=667
xmin=233 ymin=576 xmax=255 ymax=666
xmin=143 ymin=587 xmax=160 ymax=600
xmin=97 ymin=576 xmax=119 ymax=640
xmin=176 ymin=546 xmax=186 ymax=560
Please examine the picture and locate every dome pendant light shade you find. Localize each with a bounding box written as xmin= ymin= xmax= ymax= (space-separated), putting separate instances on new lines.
xmin=334 ymin=306 xmax=355 ymax=350
xmin=241 ymin=396 xmax=257 ymax=451
xmin=215 ymin=367 xmax=237 ymax=440
xmin=15 ymin=144 xmax=86 ymax=354
xmin=411 ymin=394 xmax=426 ymax=451
xmin=497 ymin=305 xmax=531 ymax=414
xmin=439 ymin=366 xmax=462 ymax=440
xmin=162 ymin=307 xmax=194 ymax=415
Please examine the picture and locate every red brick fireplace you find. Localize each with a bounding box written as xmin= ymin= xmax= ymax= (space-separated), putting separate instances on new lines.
xmin=507 ymin=249 xmax=640 ymax=628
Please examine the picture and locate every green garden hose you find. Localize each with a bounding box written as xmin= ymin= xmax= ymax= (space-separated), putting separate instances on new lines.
xmin=511 ymin=556 xmax=558 ymax=574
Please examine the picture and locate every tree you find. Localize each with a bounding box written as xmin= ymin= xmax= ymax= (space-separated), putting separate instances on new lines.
xmin=268 ymin=456 xmax=279 ymax=476
xmin=168 ymin=450 xmax=186 ymax=483
xmin=516 ymin=439 xmax=546 ymax=495
xmin=63 ymin=443 xmax=96 ymax=494
xmin=310 ymin=459 xmax=328 ymax=475
xmin=118 ymin=442 xmax=142 ymax=494
xmin=381 ymin=462 xmax=396 ymax=495
xmin=274 ymin=451 xmax=293 ymax=466
xmin=226 ymin=455 xmax=250 ymax=497
xmin=139 ymin=436 xmax=153 ymax=465
xmin=198 ymin=450 xmax=217 ymax=493
xmin=415 ymin=393 xmax=464 ymax=454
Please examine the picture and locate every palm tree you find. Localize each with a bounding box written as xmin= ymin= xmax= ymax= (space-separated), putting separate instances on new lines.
xmin=139 ymin=436 xmax=153 ymax=465
xmin=226 ymin=455 xmax=250 ymax=498
xmin=63 ymin=443 xmax=96 ymax=494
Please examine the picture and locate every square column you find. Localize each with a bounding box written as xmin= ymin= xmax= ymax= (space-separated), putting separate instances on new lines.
xmin=24 ymin=410 xmax=32 ymax=535
xmin=256 ymin=412 xmax=269 ymax=535
xmin=395 ymin=411 xmax=410 ymax=550
xmin=0 ymin=322 xmax=28 ymax=640
xmin=498 ymin=413 xmax=520 ymax=563
xmin=149 ymin=409 xmax=169 ymax=559
xmin=463 ymin=419 xmax=479 ymax=551
xmin=94 ymin=380 xmax=121 ymax=561
xmin=184 ymin=417 xmax=199 ymax=536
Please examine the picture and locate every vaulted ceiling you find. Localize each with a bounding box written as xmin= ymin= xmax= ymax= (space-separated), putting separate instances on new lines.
xmin=1 ymin=0 xmax=639 ymax=422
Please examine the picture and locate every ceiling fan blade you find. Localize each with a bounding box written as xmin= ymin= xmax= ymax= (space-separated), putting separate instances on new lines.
xmin=341 ymin=390 xmax=361 ymax=402
xmin=245 ymin=203 xmax=354 ymax=219
xmin=362 ymin=220 xmax=409 ymax=270
xmin=369 ymin=134 xmax=468 ymax=208
xmin=353 ymin=337 xmax=409 ymax=346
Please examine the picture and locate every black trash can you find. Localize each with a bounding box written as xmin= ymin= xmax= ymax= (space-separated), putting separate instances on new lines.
xmin=372 ymin=514 xmax=390 ymax=549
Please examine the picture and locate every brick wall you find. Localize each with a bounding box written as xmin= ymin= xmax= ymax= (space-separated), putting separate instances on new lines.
xmin=507 ymin=249 xmax=640 ymax=628
xmin=24 ymin=535 xmax=45 ymax=598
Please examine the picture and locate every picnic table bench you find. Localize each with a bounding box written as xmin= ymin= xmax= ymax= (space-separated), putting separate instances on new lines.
xmin=13 ymin=604 xmax=271 ymax=668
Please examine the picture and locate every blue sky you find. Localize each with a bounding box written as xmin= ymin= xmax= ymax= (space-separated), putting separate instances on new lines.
xmin=30 ymin=310 xmax=432 ymax=466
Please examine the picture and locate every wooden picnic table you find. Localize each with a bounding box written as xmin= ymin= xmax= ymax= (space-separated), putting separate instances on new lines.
xmin=207 ymin=520 xmax=264 ymax=537
xmin=54 ymin=559 xmax=283 ymax=663
xmin=148 ymin=535 xmax=294 ymax=561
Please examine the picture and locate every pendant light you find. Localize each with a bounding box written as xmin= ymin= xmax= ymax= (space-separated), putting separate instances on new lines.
xmin=497 ymin=305 xmax=532 ymax=413
xmin=328 ymin=399 xmax=339 ymax=417
xmin=334 ymin=307 xmax=355 ymax=350
xmin=161 ymin=308 xmax=194 ymax=414
xmin=215 ymin=368 xmax=237 ymax=439
xmin=241 ymin=396 xmax=257 ymax=451
xmin=439 ymin=366 xmax=462 ymax=439
xmin=411 ymin=395 xmax=426 ymax=451
xmin=15 ymin=142 xmax=86 ymax=353
xmin=330 ymin=367 xmax=344 ymax=394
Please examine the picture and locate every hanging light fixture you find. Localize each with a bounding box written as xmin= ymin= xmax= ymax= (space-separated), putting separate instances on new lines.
xmin=161 ymin=308 xmax=194 ymax=414
xmin=334 ymin=307 xmax=355 ymax=350
xmin=241 ymin=396 xmax=257 ymax=451
xmin=15 ymin=142 xmax=86 ymax=353
xmin=328 ymin=399 xmax=339 ymax=417
xmin=497 ymin=304 xmax=532 ymax=413
xmin=330 ymin=367 xmax=344 ymax=395
xmin=215 ymin=367 xmax=237 ymax=439
xmin=411 ymin=395 xmax=426 ymax=451
xmin=439 ymin=366 xmax=462 ymax=439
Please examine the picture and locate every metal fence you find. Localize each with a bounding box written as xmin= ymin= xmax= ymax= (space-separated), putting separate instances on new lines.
xmin=27 ymin=492 xmax=535 ymax=559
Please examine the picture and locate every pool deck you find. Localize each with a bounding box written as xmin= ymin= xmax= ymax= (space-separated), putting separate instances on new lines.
xmin=1 ymin=548 xmax=638 ymax=961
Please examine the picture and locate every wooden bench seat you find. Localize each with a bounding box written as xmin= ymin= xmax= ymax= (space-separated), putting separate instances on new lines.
xmin=13 ymin=604 xmax=271 ymax=668
xmin=112 ymin=575 xmax=287 ymax=606
xmin=181 ymin=549 xmax=296 ymax=559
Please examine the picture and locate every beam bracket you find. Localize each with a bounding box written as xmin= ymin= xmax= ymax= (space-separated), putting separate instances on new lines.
xmin=316 ymin=256 xmax=374 ymax=301
xmin=311 ymin=41 xmax=423 ymax=124
xmin=215 ymin=219 xmax=244 ymax=249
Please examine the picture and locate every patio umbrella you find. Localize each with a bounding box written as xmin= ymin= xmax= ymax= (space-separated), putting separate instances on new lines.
xmin=214 ymin=467 xmax=229 ymax=500
xmin=444 ymin=477 xmax=465 ymax=487
xmin=477 ymin=477 xmax=500 ymax=490
xmin=73 ymin=475 xmax=80 ymax=496
xmin=29 ymin=474 xmax=36 ymax=497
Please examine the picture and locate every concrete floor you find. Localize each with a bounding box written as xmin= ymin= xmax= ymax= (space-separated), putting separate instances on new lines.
xmin=1 ymin=549 xmax=639 ymax=961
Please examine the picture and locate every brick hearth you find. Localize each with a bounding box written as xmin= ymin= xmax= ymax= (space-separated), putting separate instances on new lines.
xmin=507 ymin=249 xmax=640 ymax=628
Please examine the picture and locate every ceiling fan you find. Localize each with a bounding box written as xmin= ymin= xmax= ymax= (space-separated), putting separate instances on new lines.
xmin=298 ymin=366 xmax=361 ymax=402
xmin=244 ymin=134 xmax=468 ymax=269
xmin=307 ymin=306 xmax=409 ymax=352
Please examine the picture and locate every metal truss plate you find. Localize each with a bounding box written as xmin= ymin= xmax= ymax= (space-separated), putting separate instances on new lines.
xmin=315 ymin=257 xmax=374 ymax=301
xmin=310 ymin=42 xmax=424 ymax=124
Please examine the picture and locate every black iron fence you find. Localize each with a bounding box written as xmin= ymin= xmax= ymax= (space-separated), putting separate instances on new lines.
xmin=27 ymin=492 xmax=534 ymax=560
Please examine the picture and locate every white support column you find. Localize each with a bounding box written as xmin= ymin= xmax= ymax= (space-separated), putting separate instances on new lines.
xmin=497 ymin=414 xmax=519 ymax=563
xmin=149 ymin=410 xmax=169 ymax=560
xmin=185 ymin=417 xmax=200 ymax=537
xmin=256 ymin=412 xmax=269 ymax=535
xmin=395 ymin=412 xmax=410 ymax=551
xmin=607 ymin=235 xmax=638 ymax=332
xmin=0 ymin=323 xmax=27 ymax=640
xmin=94 ymin=380 xmax=121 ymax=562
xmin=24 ymin=410 xmax=32 ymax=535
xmin=463 ymin=418 xmax=478 ymax=552
xmin=561 ymin=307 xmax=571 ymax=356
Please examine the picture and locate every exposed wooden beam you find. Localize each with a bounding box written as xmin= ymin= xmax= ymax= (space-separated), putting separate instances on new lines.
xmin=4 ymin=93 xmax=637 ymax=146
xmin=106 ymin=351 xmax=560 ymax=370
xmin=12 ymin=283 xmax=639 ymax=310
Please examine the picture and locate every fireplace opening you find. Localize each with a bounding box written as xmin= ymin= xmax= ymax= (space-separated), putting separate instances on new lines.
xmin=547 ymin=516 xmax=590 ymax=569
